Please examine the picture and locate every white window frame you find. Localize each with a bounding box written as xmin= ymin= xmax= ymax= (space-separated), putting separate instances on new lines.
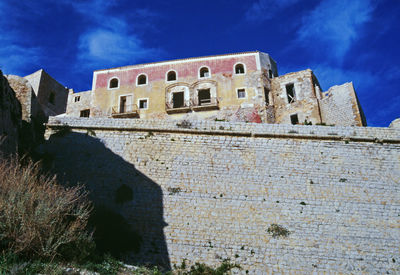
xmin=118 ymin=93 xmax=134 ymax=112
xmin=236 ymin=87 xmax=247 ymax=99
xmin=138 ymin=98 xmax=149 ymax=110
xmin=108 ymin=76 xmax=120 ymax=90
xmin=166 ymin=70 xmax=178 ymax=82
xmin=136 ymin=73 xmax=148 ymax=86
xmin=233 ymin=62 xmax=246 ymax=75
xmin=198 ymin=66 xmax=211 ymax=79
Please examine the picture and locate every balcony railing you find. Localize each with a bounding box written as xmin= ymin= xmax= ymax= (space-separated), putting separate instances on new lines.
xmin=165 ymin=101 xmax=191 ymax=114
xmin=191 ymin=97 xmax=219 ymax=111
xmin=165 ymin=97 xmax=219 ymax=113
xmin=111 ymin=104 xmax=139 ymax=118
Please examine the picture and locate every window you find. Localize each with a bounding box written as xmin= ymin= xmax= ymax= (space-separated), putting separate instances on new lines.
xmin=80 ymin=109 xmax=90 ymax=117
xmin=268 ymin=69 xmax=273 ymax=79
xmin=264 ymin=87 xmax=270 ymax=106
xmin=172 ymin=92 xmax=184 ymax=108
xmin=290 ymin=114 xmax=299 ymax=125
xmin=137 ymin=74 xmax=147 ymax=85
xmin=109 ymin=78 xmax=119 ymax=89
xmin=139 ymin=99 xmax=148 ymax=109
xmin=49 ymin=92 xmax=55 ymax=104
xmin=167 ymin=70 xmax=177 ymax=81
xmin=237 ymin=88 xmax=246 ymax=99
xmin=199 ymin=67 xmax=210 ymax=78
xmin=74 ymin=96 xmax=80 ymax=102
xmin=198 ymin=89 xmax=211 ymax=105
xmin=286 ymin=83 xmax=296 ymax=103
xmin=234 ymin=63 xmax=245 ymax=74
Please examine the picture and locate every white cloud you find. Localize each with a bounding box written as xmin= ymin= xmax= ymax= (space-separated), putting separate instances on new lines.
xmin=78 ymin=27 xmax=159 ymax=67
xmin=68 ymin=0 xmax=160 ymax=68
xmin=245 ymin=0 xmax=300 ymax=22
xmin=297 ymin=0 xmax=374 ymax=61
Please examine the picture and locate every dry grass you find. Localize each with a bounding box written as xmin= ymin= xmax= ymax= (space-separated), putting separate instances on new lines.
xmin=0 ymin=157 xmax=93 ymax=260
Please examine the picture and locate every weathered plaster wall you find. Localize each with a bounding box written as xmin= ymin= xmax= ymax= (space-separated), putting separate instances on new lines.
xmin=320 ymin=82 xmax=366 ymax=126
xmin=91 ymin=53 xmax=268 ymax=121
xmin=66 ymin=90 xmax=92 ymax=117
xmin=43 ymin=117 xmax=400 ymax=274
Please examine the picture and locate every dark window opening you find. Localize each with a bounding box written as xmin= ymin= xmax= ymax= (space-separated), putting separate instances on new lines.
xmin=137 ymin=74 xmax=147 ymax=85
xmin=235 ymin=64 xmax=245 ymax=74
xmin=74 ymin=96 xmax=80 ymax=102
xmin=264 ymin=87 xmax=270 ymax=106
xmin=167 ymin=71 xmax=176 ymax=81
xmin=139 ymin=99 xmax=148 ymax=109
xmin=286 ymin=83 xmax=296 ymax=103
xmin=199 ymin=67 xmax=209 ymax=78
xmin=172 ymin=92 xmax=184 ymax=108
xmin=49 ymin=92 xmax=55 ymax=104
xmin=80 ymin=109 xmax=90 ymax=117
xmin=109 ymin=78 xmax=119 ymax=88
xmin=237 ymin=88 xmax=246 ymax=98
xmin=119 ymin=96 xmax=127 ymax=113
xmin=268 ymin=69 xmax=273 ymax=79
xmin=290 ymin=114 xmax=299 ymax=125
xmin=198 ymin=89 xmax=211 ymax=105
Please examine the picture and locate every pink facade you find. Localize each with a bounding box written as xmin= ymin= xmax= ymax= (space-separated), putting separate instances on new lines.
xmin=95 ymin=55 xmax=258 ymax=89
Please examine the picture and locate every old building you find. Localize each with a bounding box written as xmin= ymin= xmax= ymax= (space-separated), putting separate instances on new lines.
xmin=24 ymin=69 xmax=69 ymax=118
xmin=66 ymin=51 xmax=366 ymax=126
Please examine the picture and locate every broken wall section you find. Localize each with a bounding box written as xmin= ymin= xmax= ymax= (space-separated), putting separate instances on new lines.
xmin=66 ymin=90 xmax=92 ymax=117
xmin=25 ymin=69 xmax=69 ymax=117
xmin=270 ymin=69 xmax=322 ymax=125
xmin=6 ymin=75 xmax=46 ymax=152
xmin=320 ymin=82 xmax=366 ymax=126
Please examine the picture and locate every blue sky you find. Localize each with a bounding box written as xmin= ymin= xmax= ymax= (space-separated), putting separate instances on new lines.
xmin=0 ymin=0 xmax=399 ymax=126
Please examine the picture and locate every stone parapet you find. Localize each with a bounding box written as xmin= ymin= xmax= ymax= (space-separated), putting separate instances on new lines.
xmin=47 ymin=117 xmax=400 ymax=143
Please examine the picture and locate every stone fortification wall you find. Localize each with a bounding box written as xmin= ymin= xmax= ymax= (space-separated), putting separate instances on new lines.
xmin=0 ymin=71 xmax=21 ymax=155
xmin=43 ymin=117 xmax=400 ymax=273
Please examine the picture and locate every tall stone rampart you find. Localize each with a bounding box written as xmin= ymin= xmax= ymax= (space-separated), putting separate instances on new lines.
xmin=43 ymin=117 xmax=400 ymax=273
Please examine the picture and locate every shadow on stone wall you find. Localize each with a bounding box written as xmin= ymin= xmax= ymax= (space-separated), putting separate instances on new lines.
xmin=38 ymin=130 xmax=170 ymax=269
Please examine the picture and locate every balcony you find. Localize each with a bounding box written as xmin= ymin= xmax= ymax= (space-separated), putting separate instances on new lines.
xmin=191 ymin=97 xmax=219 ymax=111
xmin=111 ymin=104 xmax=139 ymax=118
xmin=165 ymin=102 xmax=191 ymax=114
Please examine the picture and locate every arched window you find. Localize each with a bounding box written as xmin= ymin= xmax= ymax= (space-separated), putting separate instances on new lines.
xmin=234 ymin=63 xmax=245 ymax=74
xmin=137 ymin=74 xmax=147 ymax=85
xmin=109 ymin=77 xmax=119 ymax=89
xmin=199 ymin=67 xmax=210 ymax=78
xmin=167 ymin=70 xmax=177 ymax=81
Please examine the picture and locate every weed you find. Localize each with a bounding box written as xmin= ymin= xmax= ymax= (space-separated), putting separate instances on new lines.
xmin=300 ymin=201 xmax=307 ymax=206
xmin=219 ymin=126 xmax=225 ymax=130
xmin=339 ymin=178 xmax=347 ymax=182
xmin=0 ymin=157 xmax=93 ymax=261
xmin=168 ymin=187 xmax=181 ymax=195
xmin=176 ymin=120 xmax=192 ymax=129
xmin=86 ymin=129 xmax=96 ymax=137
xmin=288 ymin=130 xmax=298 ymax=134
xmin=267 ymin=224 xmax=290 ymax=238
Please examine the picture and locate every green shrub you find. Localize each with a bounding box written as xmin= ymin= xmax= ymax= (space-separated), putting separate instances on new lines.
xmin=174 ymin=259 xmax=241 ymax=274
xmin=0 ymin=157 xmax=94 ymax=261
